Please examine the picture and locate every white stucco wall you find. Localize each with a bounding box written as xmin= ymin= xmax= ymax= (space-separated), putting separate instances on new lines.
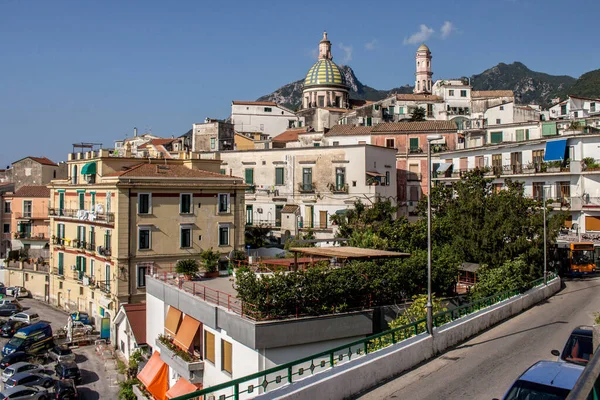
xmin=146 ymin=292 xmax=166 ymax=353
xmin=232 ymin=104 xmax=299 ymax=138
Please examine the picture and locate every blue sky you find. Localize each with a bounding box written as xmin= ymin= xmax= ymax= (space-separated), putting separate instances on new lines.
xmin=1 ymin=0 xmax=599 ymax=166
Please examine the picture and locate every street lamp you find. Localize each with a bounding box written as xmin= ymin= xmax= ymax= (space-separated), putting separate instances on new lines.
xmin=426 ymin=134 xmax=443 ymax=335
xmin=542 ymin=185 xmax=552 ymax=285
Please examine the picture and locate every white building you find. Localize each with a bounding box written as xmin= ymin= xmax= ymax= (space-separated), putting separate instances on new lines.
xmin=549 ymin=96 xmax=600 ymax=120
xmin=434 ymin=131 xmax=600 ymax=245
xmin=231 ymin=101 xmax=300 ymax=138
xmin=218 ymin=144 xmax=397 ymax=241
xmin=114 ymin=303 xmax=147 ymax=362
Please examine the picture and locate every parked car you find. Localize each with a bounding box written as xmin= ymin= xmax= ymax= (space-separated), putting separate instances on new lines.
xmin=5 ymin=371 xmax=54 ymax=389
xmin=552 ymin=326 xmax=594 ymax=366
xmin=53 ymin=379 xmax=77 ymax=400
xmin=9 ymin=312 xmax=40 ymax=324
xmin=0 ymin=299 xmax=21 ymax=307
xmin=0 ymin=352 xmax=33 ymax=370
xmin=48 ymin=345 xmax=75 ymax=364
xmin=2 ymin=362 xmax=43 ymax=383
xmin=0 ymin=304 xmax=23 ymax=317
xmin=3 ymin=322 xmax=53 ymax=356
xmin=0 ymin=320 xmax=29 ymax=338
xmin=70 ymin=312 xmax=90 ymax=325
xmin=5 ymin=287 xmax=30 ymax=299
xmin=0 ymin=385 xmax=49 ymax=400
xmin=54 ymin=361 xmax=81 ymax=385
xmin=64 ymin=321 xmax=92 ymax=335
xmin=499 ymin=360 xmax=584 ymax=399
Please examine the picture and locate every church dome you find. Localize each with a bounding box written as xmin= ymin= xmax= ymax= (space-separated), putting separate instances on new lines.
xmin=304 ymin=59 xmax=346 ymax=88
xmin=417 ymin=43 xmax=430 ymax=52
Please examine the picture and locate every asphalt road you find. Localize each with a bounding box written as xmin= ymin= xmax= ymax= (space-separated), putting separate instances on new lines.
xmin=0 ymin=297 xmax=121 ymax=399
xmin=357 ymin=277 xmax=600 ymax=400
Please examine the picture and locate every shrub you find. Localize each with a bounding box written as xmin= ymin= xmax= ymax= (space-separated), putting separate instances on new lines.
xmin=118 ymin=378 xmax=140 ymax=400
xmin=175 ymin=259 xmax=199 ymax=277
xmin=199 ymin=248 xmax=220 ymax=273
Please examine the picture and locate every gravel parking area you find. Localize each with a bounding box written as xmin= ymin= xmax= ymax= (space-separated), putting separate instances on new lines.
xmin=0 ymin=298 xmax=121 ymax=399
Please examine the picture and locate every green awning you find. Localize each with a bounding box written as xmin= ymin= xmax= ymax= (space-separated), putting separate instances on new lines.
xmin=81 ymin=162 xmax=97 ymax=175
xmin=335 ymin=209 xmax=349 ymax=215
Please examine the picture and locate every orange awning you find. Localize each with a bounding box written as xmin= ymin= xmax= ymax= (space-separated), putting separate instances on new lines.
xmin=166 ymin=377 xmax=202 ymax=399
xmin=173 ymin=315 xmax=201 ymax=351
xmin=137 ymin=351 xmax=169 ymax=400
xmin=165 ymin=306 xmax=182 ymax=336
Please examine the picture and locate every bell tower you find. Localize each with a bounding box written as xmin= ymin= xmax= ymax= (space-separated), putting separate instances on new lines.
xmin=414 ymin=43 xmax=432 ymax=94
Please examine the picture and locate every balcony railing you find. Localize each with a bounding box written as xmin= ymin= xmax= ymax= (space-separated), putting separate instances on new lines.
xmin=328 ymin=183 xmax=349 ymax=193
xmin=13 ymin=232 xmax=48 ymax=240
xmin=14 ymin=212 xmax=47 ymax=220
xmin=298 ymin=182 xmax=315 ymax=193
xmin=97 ymin=281 xmax=111 ymax=294
xmin=408 ymin=147 xmax=424 ymax=154
xmin=48 ymin=208 xmax=115 ymax=224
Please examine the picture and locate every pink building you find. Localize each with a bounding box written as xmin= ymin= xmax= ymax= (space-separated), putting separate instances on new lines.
xmin=6 ymin=185 xmax=50 ymax=260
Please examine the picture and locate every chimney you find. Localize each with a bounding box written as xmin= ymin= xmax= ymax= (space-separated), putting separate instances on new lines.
xmin=134 ymin=127 xmax=138 ymax=137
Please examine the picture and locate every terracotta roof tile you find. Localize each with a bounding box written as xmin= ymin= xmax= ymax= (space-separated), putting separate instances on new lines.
xmin=372 ymin=120 xmax=457 ymax=133
xmin=395 ymin=94 xmax=443 ymax=102
xmin=13 ymin=185 xmax=50 ymax=198
xmin=281 ymin=204 xmax=299 ymax=213
xmin=325 ymin=125 xmax=373 ymax=137
xmin=122 ymin=303 xmax=146 ymax=344
xmin=14 ymin=157 xmax=57 ymax=166
xmin=104 ymin=163 xmax=239 ymax=179
xmin=349 ymin=99 xmax=373 ymax=108
xmin=232 ymin=101 xmax=278 ymax=106
xmin=272 ymin=128 xmax=308 ymax=143
xmin=471 ymin=90 xmax=514 ymax=99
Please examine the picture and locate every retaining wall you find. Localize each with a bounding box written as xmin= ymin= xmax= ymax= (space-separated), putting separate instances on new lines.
xmin=258 ymin=277 xmax=561 ymax=400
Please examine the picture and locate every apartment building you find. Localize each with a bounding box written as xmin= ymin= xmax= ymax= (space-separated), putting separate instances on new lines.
xmin=6 ymin=186 xmax=51 ymax=260
xmin=47 ymin=150 xmax=245 ymax=329
xmin=434 ymin=131 xmax=600 ymax=245
xmin=0 ymin=183 xmax=15 ymax=259
xmin=231 ymin=101 xmax=301 ymax=138
xmin=218 ymin=144 xmax=397 ymax=241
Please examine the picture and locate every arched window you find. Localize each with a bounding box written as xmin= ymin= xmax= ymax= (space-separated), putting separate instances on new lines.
xmin=417 ymin=81 xmax=420 ymax=91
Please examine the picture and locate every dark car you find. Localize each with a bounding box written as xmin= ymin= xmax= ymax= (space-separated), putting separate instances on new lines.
xmin=0 ymin=304 xmax=23 ymax=317
xmin=5 ymin=371 xmax=54 ymax=389
xmin=0 ymin=320 xmax=29 ymax=338
xmin=54 ymin=362 xmax=81 ymax=385
xmin=53 ymin=379 xmax=77 ymax=400
xmin=552 ymin=326 xmax=594 ymax=366
xmin=0 ymin=352 xmax=32 ymax=370
xmin=48 ymin=346 xmax=75 ymax=363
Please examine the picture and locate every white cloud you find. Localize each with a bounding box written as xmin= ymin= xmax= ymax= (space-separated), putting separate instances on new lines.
xmin=403 ymin=24 xmax=434 ymax=45
xmin=338 ymin=43 xmax=353 ymax=63
xmin=365 ymin=39 xmax=377 ymax=50
xmin=440 ymin=21 xmax=455 ymax=39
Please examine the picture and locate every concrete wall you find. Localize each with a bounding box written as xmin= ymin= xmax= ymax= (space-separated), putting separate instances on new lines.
xmin=257 ymin=277 xmax=561 ymax=400
xmin=0 ymin=267 xmax=49 ymax=301
xmin=231 ymin=104 xmax=298 ymax=138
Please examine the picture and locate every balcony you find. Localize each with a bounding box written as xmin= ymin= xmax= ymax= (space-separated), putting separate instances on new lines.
xmin=14 ymin=212 xmax=47 ymax=220
xmin=155 ymin=338 xmax=204 ymax=383
xmin=328 ymin=183 xmax=349 ymax=194
xmin=298 ymin=182 xmax=315 ymax=193
xmin=96 ymin=281 xmax=111 ymax=294
xmin=406 ymin=172 xmax=422 ymax=181
xmin=408 ymin=147 xmax=424 ymax=154
xmin=48 ymin=208 xmax=115 ymax=225
xmin=13 ymin=232 xmax=48 ymax=241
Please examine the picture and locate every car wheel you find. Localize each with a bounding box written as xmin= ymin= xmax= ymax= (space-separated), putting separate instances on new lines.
xmin=39 ymin=396 xmax=47 ymax=400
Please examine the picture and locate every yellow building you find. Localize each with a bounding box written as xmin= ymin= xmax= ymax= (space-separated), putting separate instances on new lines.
xmin=47 ymin=150 xmax=245 ymax=325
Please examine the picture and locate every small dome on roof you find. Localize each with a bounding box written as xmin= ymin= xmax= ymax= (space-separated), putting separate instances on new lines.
xmin=304 ymin=59 xmax=346 ymax=87
xmin=417 ymin=43 xmax=430 ymax=52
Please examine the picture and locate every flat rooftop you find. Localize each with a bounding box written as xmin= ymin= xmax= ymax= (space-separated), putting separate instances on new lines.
xmin=288 ymin=246 xmax=410 ymax=259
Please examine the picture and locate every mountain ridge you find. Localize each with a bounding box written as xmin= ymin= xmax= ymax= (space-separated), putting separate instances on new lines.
xmin=257 ymin=62 xmax=599 ymax=111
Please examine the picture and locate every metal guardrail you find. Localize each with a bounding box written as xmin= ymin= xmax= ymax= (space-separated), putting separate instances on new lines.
xmin=566 ymin=343 xmax=600 ymax=399
xmin=171 ymin=272 xmax=556 ymax=400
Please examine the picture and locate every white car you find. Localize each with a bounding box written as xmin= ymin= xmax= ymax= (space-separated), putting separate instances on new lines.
xmin=0 ymin=299 xmax=21 ymax=307
xmin=9 ymin=312 xmax=40 ymax=324
xmin=65 ymin=321 xmax=93 ymax=335
xmin=5 ymin=287 xmax=29 ymax=298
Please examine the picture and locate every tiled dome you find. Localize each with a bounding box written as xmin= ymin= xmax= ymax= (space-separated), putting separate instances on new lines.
xmin=304 ymin=59 xmax=346 ymax=87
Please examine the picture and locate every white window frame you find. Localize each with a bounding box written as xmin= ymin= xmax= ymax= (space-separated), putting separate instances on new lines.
xmin=138 ymin=226 xmax=152 ymax=250
xmin=22 ymin=200 xmax=32 ymax=218
xmin=180 ymin=193 xmax=193 ymax=214
xmin=138 ymin=193 xmax=152 ymax=214
xmin=218 ymin=193 xmax=230 ymax=214
xmin=218 ymin=224 xmax=230 ymax=246
xmin=180 ymin=225 xmax=192 ymax=249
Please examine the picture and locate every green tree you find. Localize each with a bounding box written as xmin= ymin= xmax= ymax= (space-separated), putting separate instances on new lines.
xmin=199 ymin=248 xmax=221 ymax=273
xmin=175 ymin=259 xmax=199 ymax=277
xmin=410 ymin=106 xmax=426 ymax=121
xmin=284 ymin=229 xmax=316 ymax=250
xmin=245 ymin=225 xmax=271 ymax=248
xmin=469 ymin=256 xmax=535 ymax=299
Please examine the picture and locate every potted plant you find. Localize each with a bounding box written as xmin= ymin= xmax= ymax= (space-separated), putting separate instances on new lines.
xmin=523 ymin=162 xmax=535 ymax=174
xmin=175 ymin=259 xmax=199 ymax=281
xmin=200 ymin=248 xmax=221 ymax=278
xmin=546 ymin=160 xmax=562 ymax=172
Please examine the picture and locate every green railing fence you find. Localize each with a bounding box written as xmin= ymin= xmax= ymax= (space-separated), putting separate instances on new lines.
xmin=170 ymin=272 xmax=556 ymax=400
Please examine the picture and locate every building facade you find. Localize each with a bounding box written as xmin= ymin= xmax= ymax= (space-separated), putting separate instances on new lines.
xmin=7 ymin=186 xmax=51 ymax=261
xmin=47 ymin=150 xmax=245 ymax=329
xmin=231 ymin=101 xmax=300 ymax=138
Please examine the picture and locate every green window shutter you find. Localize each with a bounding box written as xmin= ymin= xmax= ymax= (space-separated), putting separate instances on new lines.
xmin=79 ymin=193 xmax=85 ymax=210
xmin=366 ymin=117 xmax=372 ymax=127
xmin=245 ymin=169 xmax=254 ymax=184
xmin=399 ymin=106 xmax=404 ymax=114
xmin=491 ymin=132 xmax=503 ymax=144
xmin=542 ymin=123 xmax=557 ymax=136
xmin=409 ymin=138 xmax=419 ymax=149
xmin=525 ymin=129 xmax=530 ymax=140
xmin=220 ymin=169 xmax=226 ymax=175
xmin=58 ymin=253 xmax=64 ymax=276
xmin=91 ymin=193 xmax=96 ymax=208
xmin=516 ymin=129 xmax=525 ymax=141
xmin=275 ymin=168 xmax=284 ymax=185
xmin=388 ymin=106 xmax=395 ymax=114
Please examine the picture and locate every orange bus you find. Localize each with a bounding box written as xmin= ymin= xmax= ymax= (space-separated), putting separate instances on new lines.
xmin=551 ymin=242 xmax=596 ymax=276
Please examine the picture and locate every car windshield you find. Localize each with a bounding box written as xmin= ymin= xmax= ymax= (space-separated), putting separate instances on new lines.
xmin=5 ymin=378 xmax=16 ymax=386
xmin=561 ymin=334 xmax=593 ymax=365
xmin=65 ymin=367 xmax=79 ymax=375
xmin=8 ymin=337 xmax=25 ymax=347
xmin=504 ymin=379 xmax=571 ymax=399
